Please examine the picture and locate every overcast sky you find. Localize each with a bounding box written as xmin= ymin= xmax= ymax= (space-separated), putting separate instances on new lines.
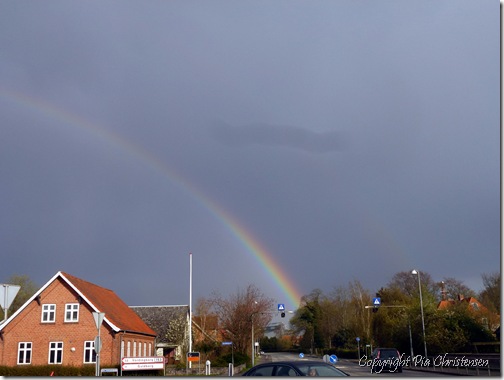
xmin=0 ymin=0 xmax=499 ymax=314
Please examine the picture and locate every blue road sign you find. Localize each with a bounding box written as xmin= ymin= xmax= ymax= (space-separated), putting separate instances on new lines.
xmin=372 ymin=297 xmax=381 ymax=306
xmin=356 ymin=337 xmax=360 ymax=342
xmin=299 ymin=353 xmax=304 ymax=358
xmin=330 ymin=354 xmax=338 ymax=364
xmin=278 ymin=304 xmax=285 ymax=311
xmin=222 ymin=342 xmax=232 ymax=346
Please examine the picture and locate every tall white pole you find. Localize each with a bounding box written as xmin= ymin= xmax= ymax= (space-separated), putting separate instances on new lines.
xmin=189 ymin=253 xmax=193 ymax=366
xmin=412 ymin=269 xmax=427 ymax=359
xmin=251 ymin=314 xmax=254 ymax=367
xmin=417 ymin=272 xmax=428 ymax=359
xmin=2 ymin=285 xmax=7 ymax=322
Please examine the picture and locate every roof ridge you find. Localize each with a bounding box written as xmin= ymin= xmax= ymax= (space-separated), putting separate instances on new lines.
xmin=60 ymin=271 xmax=114 ymax=292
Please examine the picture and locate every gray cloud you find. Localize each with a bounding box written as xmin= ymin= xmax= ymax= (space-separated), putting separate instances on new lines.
xmin=0 ymin=0 xmax=498 ymax=311
xmin=210 ymin=122 xmax=346 ymax=153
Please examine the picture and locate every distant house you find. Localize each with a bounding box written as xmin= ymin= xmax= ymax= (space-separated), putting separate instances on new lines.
xmin=0 ymin=271 xmax=157 ymax=367
xmin=437 ymin=294 xmax=500 ymax=331
xmin=192 ymin=314 xmax=222 ymax=344
xmin=130 ymin=305 xmax=189 ymax=364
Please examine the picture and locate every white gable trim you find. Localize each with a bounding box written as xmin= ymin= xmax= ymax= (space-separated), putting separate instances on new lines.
xmin=0 ymin=271 xmax=119 ymax=332
xmin=58 ymin=272 xmax=120 ymax=332
xmin=0 ymin=271 xmax=60 ymax=330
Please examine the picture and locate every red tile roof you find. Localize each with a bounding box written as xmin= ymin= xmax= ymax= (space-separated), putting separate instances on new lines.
xmin=60 ymin=272 xmax=156 ymax=336
xmin=437 ymin=296 xmax=489 ymax=314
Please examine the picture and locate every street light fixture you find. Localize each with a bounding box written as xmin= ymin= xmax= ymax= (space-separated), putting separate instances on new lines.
xmin=411 ymin=269 xmax=428 ymax=359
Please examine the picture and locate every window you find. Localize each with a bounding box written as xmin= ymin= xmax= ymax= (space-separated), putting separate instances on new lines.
xmin=250 ymin=365 xmax=274 ymax=376
xmin=18 ymin=342 xmax=32 ymax=364
xmin=148 ymin=343 xmax=152 ymax=356
xmin=84 ymin=341 xmax=96 ymax=363
xmin=65 ymin=303 xmax=79 ymax=322
xmin=49 ymin=342 xmax=63 ymax=364
xmin=275 ymin=365 xmax=296 ymax=376
xmin=482 ymin=317 xmax=489 ymax=329
xmin=133 ymin=341 xmax=137 ymax=357
xmin=143 ymin=342 xmax=147 ymax=357
xmin=127 ymin=341 xmax=131 ymax=357
xmin=42 ymin=304 xmax=56 ymax=323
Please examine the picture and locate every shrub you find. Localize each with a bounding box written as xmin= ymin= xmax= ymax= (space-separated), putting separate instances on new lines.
xmin=0 ymin=364 xmax=96 ymax=376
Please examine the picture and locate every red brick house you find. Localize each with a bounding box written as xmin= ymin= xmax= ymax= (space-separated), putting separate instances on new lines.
xmin=0 ymin=271 xmax=156 ymax=368
xmin=437 ymin=294 xmax=500 ymax=331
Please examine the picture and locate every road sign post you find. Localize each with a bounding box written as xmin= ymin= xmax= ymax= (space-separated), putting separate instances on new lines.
xmin=0 ymin=284 xmax=21 ymax=323
xmin=278 ymin=304 xmax=286 ymax=317
xmin=92 ymin=312 xmax=105 ymax=377
xmin=187 ymin=352 xmax=200 ymax=374
xmin=222 ymin=342 xmax=234 ymax=369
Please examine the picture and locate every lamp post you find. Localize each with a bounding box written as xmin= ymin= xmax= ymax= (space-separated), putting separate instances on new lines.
xmin=251 ymin=313 xmax=255 ymax=367
xmin=411 ymin=269 xmax=427 ymax=359
xmin=251 ymin=301 xmax=258 ymax=367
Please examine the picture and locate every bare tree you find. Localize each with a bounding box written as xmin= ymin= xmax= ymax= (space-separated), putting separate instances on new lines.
xmin=388 ymin=270 xmax=436 ymax=298
xmin=479 ymin=272 xmax=500 ymax=313
xmin=439 ymin=277 xmax=475 ymax=301
xmin=209 ymin=285 xmax=274 ymax=356
xmin=348 ymin=279 xmax=372 ymax=343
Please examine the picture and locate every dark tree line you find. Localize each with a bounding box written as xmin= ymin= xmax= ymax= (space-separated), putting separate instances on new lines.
xmin=3 ymin=270 xmax=500 ymax=361
xmin=289 ymin=271 xmax=500 ymax=357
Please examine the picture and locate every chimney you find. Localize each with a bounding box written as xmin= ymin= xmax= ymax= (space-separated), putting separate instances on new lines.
xmin=440 ymin=281 xmax=446 ymax=301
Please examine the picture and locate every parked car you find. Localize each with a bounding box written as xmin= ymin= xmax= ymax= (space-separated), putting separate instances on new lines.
xmin=242 ymin=360 xmax=349 ymax=376
xmin=371 ymin=348 xmax=402 ymax=373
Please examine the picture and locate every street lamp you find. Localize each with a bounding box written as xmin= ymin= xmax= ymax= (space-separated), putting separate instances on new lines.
xmin=251 ymin=301 xmax=258 ymax=367
xmin=411 ymin=269 xmax=427 ymax=359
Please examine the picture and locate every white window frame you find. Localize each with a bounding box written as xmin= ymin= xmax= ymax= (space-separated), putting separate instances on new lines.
xmin=48 ymin=342 xmax=63 ymax=364
xmin=17 ymin=342 xmax=32 ymax=364
xmin=133 ymin=341 xmax=137 ymax=357
xmin=64 ymin=303 xmax=80 ymax=322
xmin=41 ymin=304 xmax=56 ymax=323
xmin=84 ymin=341 xmax=96 ymax=363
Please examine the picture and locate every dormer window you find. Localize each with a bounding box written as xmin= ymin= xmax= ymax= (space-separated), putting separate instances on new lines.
xmin=41 ymin=304 xmax=56 ymax=323
xmin=65 ymin=303 xmax=79 ymax=322
xmin=471 ymin=302 xmax=480 ymax=311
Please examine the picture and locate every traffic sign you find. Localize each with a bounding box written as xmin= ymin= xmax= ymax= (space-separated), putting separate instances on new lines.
xmin=121 ymin=357 xmax=164 ymax=371
xmin=122 ymin=363 xmax=164 ymax=371
xmin=222 ymin=341 xmax=232 ymax=346
xmin=299 ymin=353 xmax=304 ymax=358
xmin=278 ymin=304 xmax=285 ymax=311
xmin=122 ymin=357 xmax=164 ymax=364
xmin=187 ymin=352 xmax=200 ymax=362
xmin=94 ymin=336 xmax=102 ymax=354
xmin=372 ymin=297 xmax=381 ymax=306
xmin=0 ymin=284 xmax=20 ymax=312
xmin=330 ymin=354 xmax=338 ymax=364
xmin=356 ymin=337 xmax=360 ymax=342
xmin=93 ymin=312 xmax=105 ymax=330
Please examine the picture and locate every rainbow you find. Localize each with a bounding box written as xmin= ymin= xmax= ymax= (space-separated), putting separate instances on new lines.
xmin=0 ymin=88 xmax=303 ymax=308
